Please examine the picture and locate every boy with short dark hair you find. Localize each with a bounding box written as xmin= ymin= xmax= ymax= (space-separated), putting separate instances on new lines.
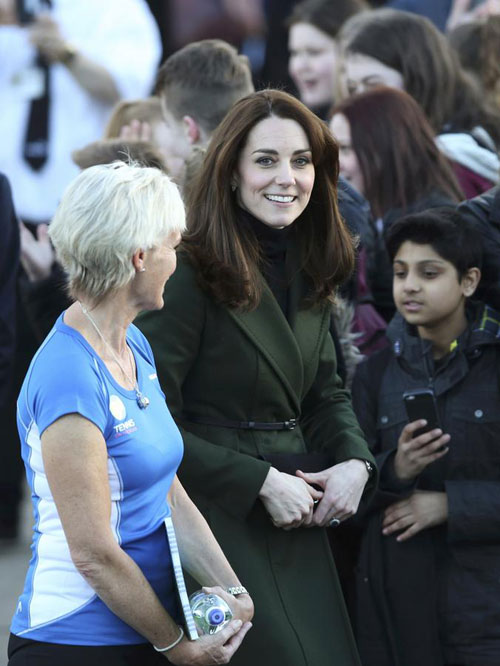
xmin=351 ymin=207 xmax=500 ymax=666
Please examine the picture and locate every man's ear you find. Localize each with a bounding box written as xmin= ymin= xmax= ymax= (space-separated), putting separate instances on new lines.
xmin=462 ymin=267 xmax=481 ymax=297
xmin=182 ymin=115 xmax=201 ymax=145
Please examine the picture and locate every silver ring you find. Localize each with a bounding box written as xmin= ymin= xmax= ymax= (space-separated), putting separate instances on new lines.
xmin=329 ymin=517 xmax=341 ymax=528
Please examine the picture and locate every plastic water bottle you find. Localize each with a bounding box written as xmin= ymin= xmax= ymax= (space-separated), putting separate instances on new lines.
xmin=189 ymin=590 xmax=233 ymax=635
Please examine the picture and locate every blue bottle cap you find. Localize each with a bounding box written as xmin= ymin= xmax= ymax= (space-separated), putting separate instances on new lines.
xmin=207 ymin=607 xmax=225 ymax=626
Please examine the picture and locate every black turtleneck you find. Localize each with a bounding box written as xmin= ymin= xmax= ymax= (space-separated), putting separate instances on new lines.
xmin=238 ymin=207 xmax=292 ymax=318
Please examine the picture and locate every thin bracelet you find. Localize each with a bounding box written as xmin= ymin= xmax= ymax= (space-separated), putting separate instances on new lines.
xmin=153 ymin=625 xmax=184 ymax=653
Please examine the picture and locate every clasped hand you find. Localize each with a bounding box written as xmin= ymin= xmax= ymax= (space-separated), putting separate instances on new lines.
xmin=259 ymin=467 xmax=322 ymax=529
xmin=201 ymin=586 xmax=254 ymax=625
xmin=167 ymin=619 xmax=252 ymax=665
xmin=259 ymin=459 xmax=369 ymax=529
xmin=167 ymin=586 xmax=253 ymax=665
xmin=296 ymin=459 xmax=369 ymax=527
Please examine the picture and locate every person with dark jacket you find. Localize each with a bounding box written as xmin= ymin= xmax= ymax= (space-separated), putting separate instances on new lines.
xmin=0 ymin=173 xmax=22 ymax=539
xmin=351 ymin=208 xmax=500 ymax=666
xmin=0 ymin=174 xmax=18 ymax=409
xmin=458 ymin=185 xmax=500 ymax=308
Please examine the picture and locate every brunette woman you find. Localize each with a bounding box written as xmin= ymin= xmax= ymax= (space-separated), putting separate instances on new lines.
xmin=138 ymin=89 xmax=376 ymax=666
xmin=449 ymin=16 xmax=500 ymax=112
xmin=338 ymin=8 xmax=500 ymax=197
xmin=330 ymin=86 xmax=463 ymax=320
xmin=287 ymin=0 xmax=368 ymax=118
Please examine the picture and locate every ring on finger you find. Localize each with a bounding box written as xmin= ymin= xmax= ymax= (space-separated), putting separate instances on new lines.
xmin=329 ymin=517 xmax=341 ymax=528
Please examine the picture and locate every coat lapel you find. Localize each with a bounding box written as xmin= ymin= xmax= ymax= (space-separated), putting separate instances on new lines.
xmin=227 ymin=284 xmax=304 ymax=412
xmin=288 ymin=266 xmax=331 ymax=395
xmin=227 ymin=270 xmax=330 ymax=411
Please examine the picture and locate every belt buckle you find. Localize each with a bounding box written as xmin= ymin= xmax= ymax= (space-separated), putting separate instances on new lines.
xmin=284 ymin=418 xmax=297 ymax=430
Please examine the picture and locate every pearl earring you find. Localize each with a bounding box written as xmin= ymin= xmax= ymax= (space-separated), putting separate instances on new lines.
xmin=139 ymin=267 xmax=146 ymax=273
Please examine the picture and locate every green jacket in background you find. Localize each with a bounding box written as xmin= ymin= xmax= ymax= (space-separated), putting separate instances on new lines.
xmin=137 ymin=254 xmax=376 ymax=666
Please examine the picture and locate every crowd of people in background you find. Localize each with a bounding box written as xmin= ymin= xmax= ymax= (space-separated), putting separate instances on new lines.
xmin=2 ymin=0 xmax=500 ymax=664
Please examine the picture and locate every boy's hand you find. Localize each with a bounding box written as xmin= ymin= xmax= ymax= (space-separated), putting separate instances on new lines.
xmin=382 ymin=490 xmax=448 ymax=541
xmin=394 ymin=420 xmax=450 ymax=481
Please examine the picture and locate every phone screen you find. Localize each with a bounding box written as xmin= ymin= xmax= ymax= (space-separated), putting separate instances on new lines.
xmin=403 ymin=388 xmax=441 ymax=438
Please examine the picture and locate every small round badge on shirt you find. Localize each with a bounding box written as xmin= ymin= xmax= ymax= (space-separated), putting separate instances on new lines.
xmin=109 ymin=395 xmax=126 ymax=420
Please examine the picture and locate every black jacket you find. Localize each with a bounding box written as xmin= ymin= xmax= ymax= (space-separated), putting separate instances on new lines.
xmin=0 ymin=174 xmax=19 ymax=409
xmin=19 ymin=263 xmax=69 ymax=342
xmin=458 ymin=186 xmax=500 ymax=309
xmin=351 ymin=303 xmax=500 ymax=666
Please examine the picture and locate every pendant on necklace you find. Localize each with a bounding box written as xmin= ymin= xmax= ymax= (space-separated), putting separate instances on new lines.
xmin=136 ymin=392 xmax=150 ymax=410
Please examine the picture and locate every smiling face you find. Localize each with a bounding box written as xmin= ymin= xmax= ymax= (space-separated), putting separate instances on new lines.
xmin=340 ymin=52 xmax=404 ymax=98
xmin=288 ymin=22 xmax=338 ymax=109
xmin=393 ymin=241 xmax=479 ymax=339
xmin=329 ymin=113 xmax=364 ymax=195
xmin=234 ymin=115 xmax=315 ymax=229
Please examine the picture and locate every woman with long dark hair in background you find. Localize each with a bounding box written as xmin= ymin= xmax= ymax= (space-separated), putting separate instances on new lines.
xmin=287 ymin=0 xmax=368 ymax=118
xmin=337 ymin=8 xmax=500 ymax=197
xmin=330 ymin=86 xmax=463 ymax=320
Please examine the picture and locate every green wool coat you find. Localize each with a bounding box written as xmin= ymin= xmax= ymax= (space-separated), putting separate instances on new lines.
xmin=137 ymin=255 xmax=376 ymax=666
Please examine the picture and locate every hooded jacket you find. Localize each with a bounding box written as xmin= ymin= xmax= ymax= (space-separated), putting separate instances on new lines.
xmin=351 ymin=303 xmax=500 ymax=666
xmin=458 ymin=186 xmax=500 ymax=310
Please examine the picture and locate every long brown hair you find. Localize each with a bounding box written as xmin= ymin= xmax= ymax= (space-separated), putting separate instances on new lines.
xmin=449 ymin=17 xmax=500 ymax=111
xmin=339 ymin=8 xmax=500 ymax=144
xmin=185 ymin=89 xmax=355 ymax=309
xmin=331 ymin=87 xmax=463 ymax=218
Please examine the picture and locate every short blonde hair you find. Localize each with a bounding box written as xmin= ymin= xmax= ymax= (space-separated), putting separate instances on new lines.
xmin=49 ymin=162 xmax=186 ymax=302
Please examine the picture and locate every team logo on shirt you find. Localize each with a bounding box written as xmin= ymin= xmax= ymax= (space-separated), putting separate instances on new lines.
xmin=109 ymin=395 xmax=126 ymax=420
xmin=109 ymin=394 xmax=138 ymax=437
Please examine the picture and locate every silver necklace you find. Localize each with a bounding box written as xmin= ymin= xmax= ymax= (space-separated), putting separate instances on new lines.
xmin=78 ymin=302 xmax=150 ymax=410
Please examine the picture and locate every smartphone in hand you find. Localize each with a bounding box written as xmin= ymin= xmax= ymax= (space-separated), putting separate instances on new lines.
xmin=403 ymin=388 xmax=441 ymax=438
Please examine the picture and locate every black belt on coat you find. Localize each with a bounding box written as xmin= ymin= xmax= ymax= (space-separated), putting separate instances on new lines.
xmin=182 ymin=413 xmax=298 ymax=431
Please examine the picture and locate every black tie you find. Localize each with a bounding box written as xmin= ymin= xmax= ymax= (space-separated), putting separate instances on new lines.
xmin=22 ymin=0 xmax=53 ymax=171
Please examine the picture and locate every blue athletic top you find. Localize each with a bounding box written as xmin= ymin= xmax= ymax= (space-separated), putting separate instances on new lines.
xmin=11 ymin=313 xmax=184 ymax=645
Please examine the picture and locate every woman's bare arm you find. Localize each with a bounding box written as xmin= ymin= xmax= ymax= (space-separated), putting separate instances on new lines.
xmin=42 ymin=413 xmax=251 ymax=664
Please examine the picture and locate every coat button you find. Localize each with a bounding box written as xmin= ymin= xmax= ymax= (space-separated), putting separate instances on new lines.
xmin=381 ymin=416 xmax=388 ymax=425
xmin=474 ymin=409 xmax=483 ymax=419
